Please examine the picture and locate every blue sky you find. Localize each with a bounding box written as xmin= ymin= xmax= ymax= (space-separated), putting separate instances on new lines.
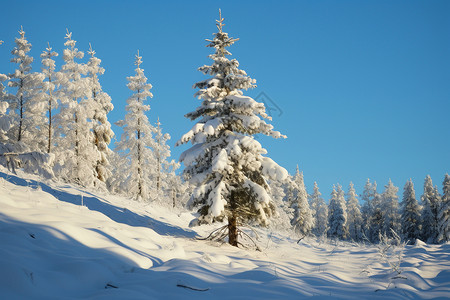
xmin=1 ymin=0 xmax=449 ymax=199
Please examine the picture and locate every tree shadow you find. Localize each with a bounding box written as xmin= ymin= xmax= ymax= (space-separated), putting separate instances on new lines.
xmin=0 ymin=171 xmax=197 ymax=239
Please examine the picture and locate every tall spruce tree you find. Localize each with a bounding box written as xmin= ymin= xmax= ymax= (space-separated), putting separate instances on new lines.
xmin=86 ymin=44 xmax=114 ymax=184
xmin=421 ymin=175 xmax=440 ymax=243
xmin=0 ymin=41 xmax=11 ymax=143
xmin=290 ymin=168 xmax=313 ymax=236
xmin=54 ymin=30 xmax=98 ymax=186
xmin=177 ymin=10 xmax=287 ymax=246
xmin=400 ymin=179 xmax=421 ymax=242
xmin=437 ymin=174 xmax=450 ymax=243
xmin=309 ymin=181 xmax=328 ymax=237
xmin=115 ymin=51 xmax=157 ymax=201
xmin=7 ymin=27 xmax=44 ymax=147
xmin=381 ymin=179 xmax=400 ymax=237
xmin=346 ymin=182 xmax=363 ymax=241
xmin=328 ymin=184 xmax=348 ymax=240
xmin=40 ymin=43 xmax=59 ymax=153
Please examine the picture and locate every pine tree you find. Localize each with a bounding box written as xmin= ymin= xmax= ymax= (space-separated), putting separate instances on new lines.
xmin=346 ymin=182 xmax=363 ymax=241
xmin=290 ymin=168 xmax=313 ymax=236
xmin=437 ymin=174 xmax=450 ymax=243
xmin=54 ymin=30 xmax=98 ymax=186
xmin=86 ymin=44 xmax=114 ymax=184
xmin=309 ymin=181 xmax=328 ymax=237
xmin=177 ymin=10 xmax=287 ymax=246
xmin=152 ymin=118 xmax=180 ymax=202
xmin=0 ymin=41 xmax=11 ymax=143
xmin=268 ymin=178 xmax=292 ymax=232
xmin=7 ymin=27 xmax=44 ymax=147
xmin=361 ymin=179 xmax=382 ymax=242
xmin=328 ymin=184 xmax=348 ymax=240
xmin=421 ymin=175 xmax=440 ymax=243
xmin=381 ymin=179 xmax=400 ymax=237
xmin=115 ymin=51 xmax=157 ymax=201
xmin=40 ymin=43 xmax=59 ymax=153
xmin=400 ymin=179 xmax=421 ymax=242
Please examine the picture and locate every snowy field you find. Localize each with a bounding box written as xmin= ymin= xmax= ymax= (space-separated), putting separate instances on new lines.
xmin=0 ymin=167 xmax=449 ymax=299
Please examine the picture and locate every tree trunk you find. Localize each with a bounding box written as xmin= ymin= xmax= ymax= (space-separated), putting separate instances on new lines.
xmin=228 ymin=214 xmax=238 ymax=247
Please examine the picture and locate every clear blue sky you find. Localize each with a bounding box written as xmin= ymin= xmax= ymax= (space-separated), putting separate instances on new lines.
xmin=1 ymin=0 xmax=449 ymax=200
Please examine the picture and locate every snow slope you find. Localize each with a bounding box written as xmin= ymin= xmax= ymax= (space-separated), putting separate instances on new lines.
xmin=0 ymin=167 xmax=449 ymax=299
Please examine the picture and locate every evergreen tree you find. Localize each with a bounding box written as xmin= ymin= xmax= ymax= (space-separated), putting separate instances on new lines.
xmin=346 ymin=182 xmax=363 ymax=241
xmin=381 ymin=179 xmax=400 ymax=237
xmin=309 ymin=181 xmax=328 ymax=237
xmin=40 ymin=43 xmax=59 ymax=153
xmin=115 ymin=51 xmax=157 ymax=201
xmin=437 ymin=174 xmax=450 ymax=243
xmin=86 ymin=44 xmax=114 ymax=184
xmin=328 ymin=184 xmax=348 ymax=240
xmin=421 ymin=175 xmax=440 ymax=243
xmin=400 ymin=179 xmax=421 ymax=242
xmin=54 ymin=30 xmax=98 ymax=186
xmin=7 ymin=27 xmax=44 ymax=147
xmin=290 ymin=169 xmax=313 ymax=236
xmin=268 ymin=178 xmax=292 ymax=232
xmin=361 ymin=179 xmax=382 ymax=242
xmin=152 ymin=118 xmax=180 ymax=202
xmin=177 ymin=11 xmax=287 ymax=246
xmin=0 ymin=41 xmax=11 ymax=143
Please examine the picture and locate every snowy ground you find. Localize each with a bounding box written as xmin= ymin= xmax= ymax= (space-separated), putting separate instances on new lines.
xmin=0 ymin=167 xmax=449 ymax=299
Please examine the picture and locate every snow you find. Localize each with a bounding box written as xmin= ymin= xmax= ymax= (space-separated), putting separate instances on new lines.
xmin=1 ymin=167 xmax=450 ymax=299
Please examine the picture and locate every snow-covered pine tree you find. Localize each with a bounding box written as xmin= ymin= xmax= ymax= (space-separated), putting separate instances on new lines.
xmin=361 ymin=179 xmax=382 ymax=242
xmin=346 ymin=182 xmax=363 ymax=241
xmin=421 ymin=175 xmax=440 ymax=243
xmin=177 ymin=10 xmax=288 ymax=246
xmin=86 ymin=44 xmax=114 ymax=184
xmin=267 ymin=178 xmax=292 ymax=232
xmin=152 ymin=117 xmax=180 ymax=203
xmin=400 ymin=179 xmax=421 ymax=242
xmin=54 ymin=30 xmax=98 ymax=186
xmin=40 ymin=43 xmax=59 ymax=153
xmin=290 ymin=168 xmax=313 ymax=236
xmin=381 ymin=179 xmax=400 ymax=237
xmin=115 ymin=51 xmax=157 ymax=201
xmin=7 ymin=27 xmax=44 ymax=148
xmin=0 ymin=41 xmax=11 ymax=143
xmin=437 ymin=174 xmax=450 ymax=243
xmin=309 ymin=181 xmax=328 ymax=237
xmin=328 ymin=184 xmax=348 ymax=240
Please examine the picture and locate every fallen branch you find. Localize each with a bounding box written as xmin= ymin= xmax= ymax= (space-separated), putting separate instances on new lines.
xmin=177 ymin=283 xmax=209 ymax=292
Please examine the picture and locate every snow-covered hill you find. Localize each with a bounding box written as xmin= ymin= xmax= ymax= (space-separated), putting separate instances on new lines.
xmin=1 ymin=167 xmax=449 ymax=299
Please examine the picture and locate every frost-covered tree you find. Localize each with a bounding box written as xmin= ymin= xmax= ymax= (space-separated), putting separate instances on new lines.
xmin=328 ymin=184 xmax=348 ymax=240
xmin=361 ymin=179 xmax=382 ymax=242
xmin=381 ymin=179 xmax=400 ymax=237
xmin=346 ymin=182 xmax=363 ymax=241
xmin=0 ymin=41 xmax=12 ymax=143
xmin=86 ymin=44 xmax=114 ymax=183
xmin=437 ymin=174 xmax=450 ymax=243
xmin=152 ymin=118 xmax=180 ymax=202
xmin=7 ymin=27 xmax=44 ymax=147
xmin=309 ymin=181 xmax=328 ymax=237
xmin=421 ymin=175 xmax=440 ymax=243
xmin=54 ymin=30 xmax=98 ymax=186
xmin=177 ymin=11 xmax=287 ymax=246
xmin=115 ymin=51 xmax=157 ymax=201
xmin=400 ymin=179 xmax=421 ymax=242
xmin=290 ymin=168 xmax=313 ymax=236
xmin=268 ymin=178 xmax=292 ymax=232
xmin=40 ymin=43 xmax=59 ymax=153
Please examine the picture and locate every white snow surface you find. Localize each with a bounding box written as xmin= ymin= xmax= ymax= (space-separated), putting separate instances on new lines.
xmin=0 ymin=167 xmax=449 ymax=299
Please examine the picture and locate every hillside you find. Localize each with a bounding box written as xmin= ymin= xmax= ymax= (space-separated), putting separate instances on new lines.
xmin=0 ymin=167 xmax=449 ymax=299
